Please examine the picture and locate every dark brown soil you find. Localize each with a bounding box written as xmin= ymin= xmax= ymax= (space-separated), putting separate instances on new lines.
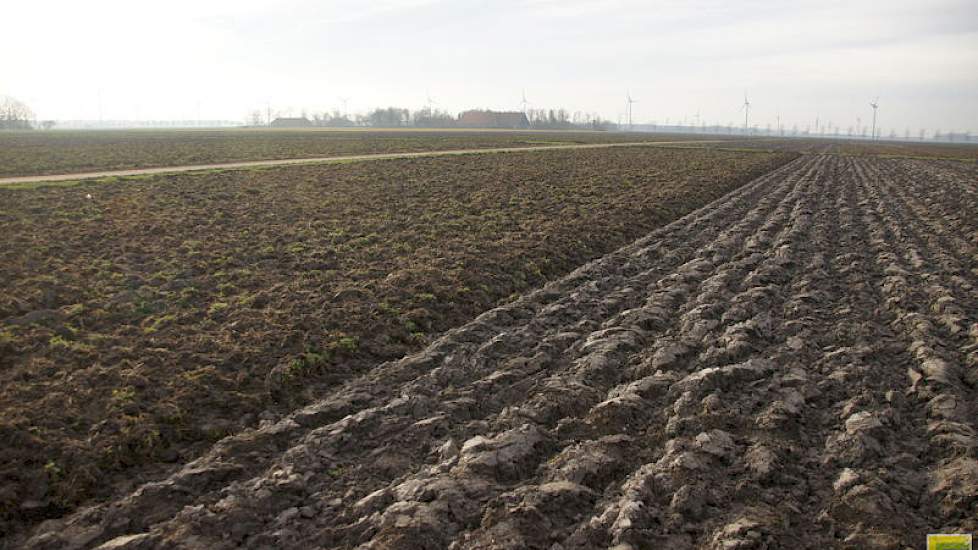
xmin=15 ymin=153 xmax=976 ymax=550
xmin=0 ymin=146 xmax=791 ymax=544
xmin=0 ymin=129 xmax=721 ymax=178
xmin=701 ymin=137 xmax=978 ymax=161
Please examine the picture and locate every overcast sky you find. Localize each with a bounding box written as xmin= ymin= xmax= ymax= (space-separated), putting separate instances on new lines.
xmin=3 ymin=0 xmax=977 ymax=132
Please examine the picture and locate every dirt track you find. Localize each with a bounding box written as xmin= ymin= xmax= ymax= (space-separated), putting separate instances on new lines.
xmin=0 ymin=141 xmax=721 ymax=186
xmin=21 ymin=154 xmax=978 ymax=549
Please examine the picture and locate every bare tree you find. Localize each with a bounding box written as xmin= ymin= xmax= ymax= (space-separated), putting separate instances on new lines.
xmin=412 ymin=107 xmax=455 ymax=128
xmin=247 ymin=110 xmax=264 ymax=127
xmin=366 ymin=107 xmax=410 ymax=127
xmin=323 ymin=110 xmax=354 ymax=127
xmin=0 ymin=95 xmax=34 ymax=129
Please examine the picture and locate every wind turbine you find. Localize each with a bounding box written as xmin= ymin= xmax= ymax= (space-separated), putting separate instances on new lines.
xmin=520 ymin=89 xmax=530 ymax=116
xmin=425 ymin=90 xmax=436 ymax=115
xmin=740 ymin=93 xmax=751 ymax=135
xmin=869 ymin=97 xmax=879 ymax=141
xmin=626 ymin=91 xmax=638 ymax=129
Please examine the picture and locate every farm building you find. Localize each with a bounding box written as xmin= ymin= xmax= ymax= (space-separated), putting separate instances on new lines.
xmin=457 ymin=110 xmax=530 ymax=129
xmin=269 ymin=117 xmax=313 ymax=128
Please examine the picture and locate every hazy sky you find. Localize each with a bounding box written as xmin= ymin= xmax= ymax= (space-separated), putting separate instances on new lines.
xmin=3 ymin=0 xmax=977 ymax=132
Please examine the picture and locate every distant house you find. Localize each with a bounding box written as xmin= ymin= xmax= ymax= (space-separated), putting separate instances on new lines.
xmin=457 ymin=110 xmax=530 ymax=129
xmin=269 ymin=117 xmax=313 ymax=128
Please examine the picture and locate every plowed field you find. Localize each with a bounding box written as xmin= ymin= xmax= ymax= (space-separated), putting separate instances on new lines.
xmin=0 ymin=130 xmax=716 ymax=178
xmin=16 ymin=152 xmax=978 ymax=549
xmin=0 ymin=146 xmax=792 ymax=545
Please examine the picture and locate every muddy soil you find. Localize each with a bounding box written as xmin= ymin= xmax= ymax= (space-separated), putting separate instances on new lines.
xmin=14 ymin=154 xmax=977 ymax=549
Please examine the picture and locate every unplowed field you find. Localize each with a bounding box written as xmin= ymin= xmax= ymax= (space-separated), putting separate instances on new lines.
xmin=16 ymin=153 xmax=977 ymax=549
xmin=0 ymin=146 xmax=791 ymax=544
xmin=0 ymin=130 xmax=715 ymax=178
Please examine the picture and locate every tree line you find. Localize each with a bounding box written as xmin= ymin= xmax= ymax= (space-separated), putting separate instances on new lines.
xmin=250 ymin=105 xmax=616 ymax=130
xmin=0 ymin=96 xmax=34 ymax=130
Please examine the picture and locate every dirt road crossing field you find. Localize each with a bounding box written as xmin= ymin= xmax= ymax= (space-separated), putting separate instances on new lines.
xmin=0 ymin=140 xmax=724 ymax=186
xmin=23 ymin=154 xmax=978 ymax=549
